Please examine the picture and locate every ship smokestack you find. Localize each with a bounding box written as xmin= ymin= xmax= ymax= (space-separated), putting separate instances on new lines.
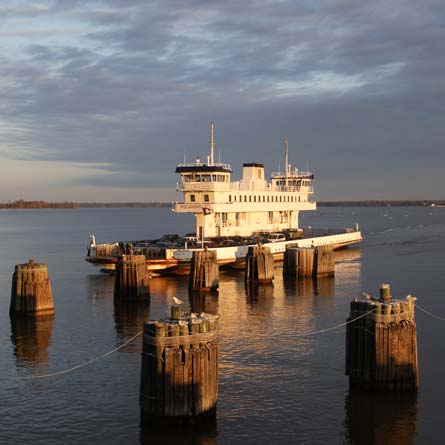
xmin=209 ymin=121 xmax=215 ymax=166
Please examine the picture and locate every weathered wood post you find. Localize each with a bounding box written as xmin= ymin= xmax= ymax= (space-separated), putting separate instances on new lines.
xmin=283 ymin=247 xmax=314 ymax=278
xmin=114 ymin=254 xmax=149 ymax=301
xmin=345 ymin=287 xmax=419 ymax=391
xmin=140 ymin=309 xmax=219 ymax=425
xmin=314 ymin=245 xmax=335 ymax=276
xmin=10 ymin=258 xmax=54 ymax=317
xmin=188 ymin=249 xmax=219 ymax=292
xmin=245 ymin=244 xmax=274 ymax=284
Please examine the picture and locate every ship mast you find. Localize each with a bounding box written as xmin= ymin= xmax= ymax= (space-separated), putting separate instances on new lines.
xmin=209 ymin=121 xmax=215 ymax=166
xmin=285 ymin=136 xmax=289 ymax=186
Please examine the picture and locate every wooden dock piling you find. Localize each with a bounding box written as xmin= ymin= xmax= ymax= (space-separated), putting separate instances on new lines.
xmin=10 ymin=259 xmax=55 ymax=317
xmin=114 ymin=254 xmax=149 ymax=301
xmin=283 ymin=245 xmax=335 ymax=278
xmin=140 ymin=308 xmax=219 ymax=425
xmin=188 ymin=249 xmax=219 ymax=292
xmin=314 ymin=245 xmax=335 ymax=276
xmin=245 ymin=244 xmax=274 ymax=284
xmin=345 ymin=289 xmax=418 ymax=391
xmin=283 ymin=247 xmax=314 ymax=278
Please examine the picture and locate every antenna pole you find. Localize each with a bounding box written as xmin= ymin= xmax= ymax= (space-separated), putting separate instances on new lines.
xmin=285 ymin=136 xmax=289 ymax=185
xmin=210 ymin=121 xmax=215 ymax=166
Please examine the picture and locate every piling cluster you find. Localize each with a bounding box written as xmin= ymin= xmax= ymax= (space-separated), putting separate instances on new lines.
xmin=283 ymin=245 xmax=335 ymax=278
xmin=345 ymin=285 xmax=418 ymax=391
xmin=114 ymin=254 xmax=150 ymax=300
xmin=10 ymin=259 xmax=54 ymax=317
xmin=140 ymin=308 xmax=219 ymax=424
xmin=245 ymin=244 xmax=274 ymax=284
xmin=189 ymin=249 xmax=219 ymax=292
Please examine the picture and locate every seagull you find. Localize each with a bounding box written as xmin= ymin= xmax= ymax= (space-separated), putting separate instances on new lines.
xmin=173 ymin=296 xmax=185 ymax=305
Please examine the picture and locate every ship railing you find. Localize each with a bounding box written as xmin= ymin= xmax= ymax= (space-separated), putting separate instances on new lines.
xmin=177 ymin=181 xmax=313 ymax=194
xmin=176 ymin=162 xmax=232 ymax=170
xmin=177 ymin=182 xmax=231 ymax=191
xmin=274 ymin=185 xmax=314 ymax=193
xmin=271 ymin=170 xmax=313 ymax=178
xmin=95 ymin=243 xmax=124 ymax=257
xmin=302 ymin=227 xmax=358 ymax=237
xmin=132 ymin=246 xmax=167 ymax=259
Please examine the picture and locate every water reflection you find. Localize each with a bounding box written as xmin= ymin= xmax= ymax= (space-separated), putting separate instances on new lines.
xmin=189 ymin=291 xmax=219 ymax=315
xmin=344 ymin=390 xmax=417 ymax=444
xmin=113 ymin=299 xmax=150 ymax=352
xmin=10 ymin=315 xmax=54 ymax=365
xmin=335 ymin=248 xmax=362 ymax=288
xmin=140 ymin=421 xmax=218 ymax=445
xmin=245 ymin=283 xmax=274 ymax=313
xmin=282 ymin=276 xmax=335 ymax=298
xmin=335 ymin=247 xmax=362 ymax=263
xmin=149 ymin=276 xmax=182 ymax=300
xmin=85 ymin=273 xmax=114 ymax=303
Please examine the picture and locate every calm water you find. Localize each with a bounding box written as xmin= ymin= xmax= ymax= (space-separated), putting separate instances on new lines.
xmin=0 ymin=206 xmax=444 ymax=444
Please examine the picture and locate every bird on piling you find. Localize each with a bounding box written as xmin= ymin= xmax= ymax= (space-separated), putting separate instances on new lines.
xmin=173 ymin=296 xmax=184 ymax=305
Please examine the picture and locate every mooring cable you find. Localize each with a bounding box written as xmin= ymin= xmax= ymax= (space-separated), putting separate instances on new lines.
xmin=414 ymin=303 xmax=445 ymax=321
xmin=6 ymin=330 xmax=142 ymax=381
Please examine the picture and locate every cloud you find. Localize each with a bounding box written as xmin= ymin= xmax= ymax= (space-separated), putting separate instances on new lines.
xmin=0 ymin=0 xmax=444 ymax=200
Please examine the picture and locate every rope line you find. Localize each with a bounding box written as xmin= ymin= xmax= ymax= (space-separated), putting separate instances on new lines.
xmin=12 ymin=330 xmax=142 ymax=380
xmin=285 ymin=308 xmax=376 ymax=337
xmin=13 ymin=302 xmax=445 ymax=382
xmin=415 ymin=303 xmax=445 ymax=321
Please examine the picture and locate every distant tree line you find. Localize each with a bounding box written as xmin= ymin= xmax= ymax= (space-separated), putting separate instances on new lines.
xmin=79 ymin=202 xmax=171 ymax=208
xmin=0 ymin=200 xmax=172 ymax=209
xmin=318 ymin=200 xmax=445 ymax=207
xmin=0 ymin=200 xmax=80 ymax=209
xmin=2 ymin=200 xmax=443 ymax=209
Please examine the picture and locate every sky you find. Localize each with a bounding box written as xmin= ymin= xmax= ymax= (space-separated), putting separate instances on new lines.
xmin=1 ymin=0 xmax=444 ymax=202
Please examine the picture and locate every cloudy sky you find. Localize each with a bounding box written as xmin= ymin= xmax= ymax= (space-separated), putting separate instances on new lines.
xmin=1 ymin=0 xmax=444 ymax=202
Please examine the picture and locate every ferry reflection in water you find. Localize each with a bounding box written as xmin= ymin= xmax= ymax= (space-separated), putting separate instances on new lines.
xmin=113 ymin=299 xmax=150 ymax=353
xmin=245 ymin=283 xmax=274 ymax=313
xmin=85 ymin=273 xmax=114 ymax=302
xmin=189 ymin=291 xmax=219 ymax=315
xmin=344 ymin=391 xmax=418 ymax=444
xmin=10 ymin=315 xmax=54 ymax=365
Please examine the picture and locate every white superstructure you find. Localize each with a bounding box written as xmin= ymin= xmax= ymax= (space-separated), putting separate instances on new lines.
xmin=174 ymin=122 xmax=316 ymax=238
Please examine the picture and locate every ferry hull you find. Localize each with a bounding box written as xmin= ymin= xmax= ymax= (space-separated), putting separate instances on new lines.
xmin=86 ymin=231 xmax=362 ymax=275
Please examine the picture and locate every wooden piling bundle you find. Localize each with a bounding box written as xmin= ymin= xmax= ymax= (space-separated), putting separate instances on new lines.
xmin=188 ymin=249 xmax=219 ymax=292
xmin=114 ymin=254 xmax=150 ymax=301
xmin=10 ymin=258 xmax=54 ymax=317
xmin=314 ymin=245 xmax=335 ymax=276
xmin=140 ymin=310 xmax=219 ymax=425
xmin=282 ymin=247 xmax=314 ymax=278
xmin=245 ymin=244 xmax=274 ymax=284
xmin=283 ymin=245 xmax=335 ymax=278
xmin=345 ymin=293 xmax=418 ymax=391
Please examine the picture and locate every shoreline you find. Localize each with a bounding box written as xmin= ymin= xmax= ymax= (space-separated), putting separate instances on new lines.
xmin=1 ymin=200 xmax=443 ymax=209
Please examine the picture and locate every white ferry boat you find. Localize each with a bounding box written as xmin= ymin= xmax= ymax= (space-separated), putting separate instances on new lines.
xmin=86 ymin=122 xmax=362 ymax=274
